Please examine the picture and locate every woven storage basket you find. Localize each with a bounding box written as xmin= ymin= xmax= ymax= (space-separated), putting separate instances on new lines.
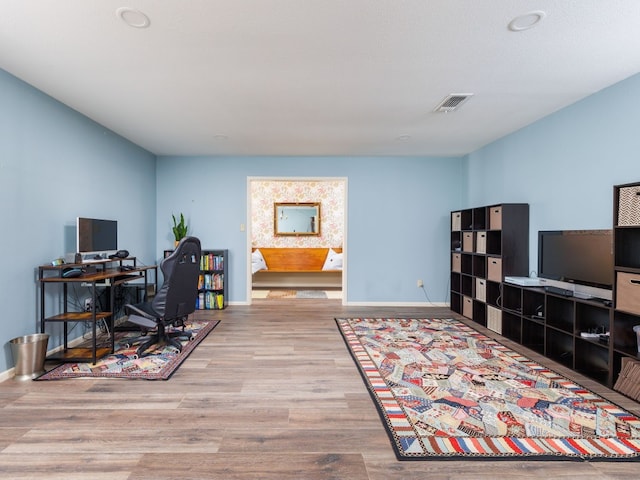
xmin=618 ymin=185 xmax=640 ymax=226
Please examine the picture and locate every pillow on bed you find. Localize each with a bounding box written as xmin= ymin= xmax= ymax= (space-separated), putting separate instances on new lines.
xmin=322 ymin=248 xmax=343 ymax=270
xmin=252 ymin=249 xmax=268 ymax=274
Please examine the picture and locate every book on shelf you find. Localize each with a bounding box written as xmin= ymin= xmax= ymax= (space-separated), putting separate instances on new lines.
xmin=200 ymin=253 xmax=224 ymax=271
xmin=200 ymin=273 xmax=224 ymax=290
xmin=196 ymin=291 xmax=225 ymax=310
xmin=216 ymin=293 xmax=224 ymax=309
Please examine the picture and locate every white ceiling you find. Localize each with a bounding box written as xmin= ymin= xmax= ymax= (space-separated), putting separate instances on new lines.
xmin=2 ymin=1 xmax=640 ymax=157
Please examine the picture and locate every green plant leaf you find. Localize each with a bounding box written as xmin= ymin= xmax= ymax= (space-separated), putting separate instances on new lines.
xmin=172 ymin=213 xmax=188 ymax=240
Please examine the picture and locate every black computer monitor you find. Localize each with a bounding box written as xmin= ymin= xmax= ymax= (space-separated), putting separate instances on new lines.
xmin=76 ymin=217 xmax=118 ymax=255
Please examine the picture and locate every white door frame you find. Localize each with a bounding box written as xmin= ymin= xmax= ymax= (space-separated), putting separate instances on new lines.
xmin=246 ymin=176 xmax=348 ymax=305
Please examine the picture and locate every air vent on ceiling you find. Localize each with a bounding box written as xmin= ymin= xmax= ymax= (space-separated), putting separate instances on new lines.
xmin=434 ymin=93 xmax=473 ymax=113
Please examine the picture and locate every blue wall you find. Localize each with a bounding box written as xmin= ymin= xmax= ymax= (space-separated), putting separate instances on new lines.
xmin=0 ymin=70 xmax=157 ymax=373
xmin=156 ymin=156 xmax=466 ymax=305
xmin=468 ymin=73 xmax=640 ymax=273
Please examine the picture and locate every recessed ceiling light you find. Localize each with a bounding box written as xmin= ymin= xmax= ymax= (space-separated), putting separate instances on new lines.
xmin=508 ymin=10 xmax=546 ymax=32
xmin=395 ymin=135 xmax=411 ymax=141
xmin=116 ymin=7 xmax=150 ymax=28
xmin=213 ymin=134 xmax=229 ymax=141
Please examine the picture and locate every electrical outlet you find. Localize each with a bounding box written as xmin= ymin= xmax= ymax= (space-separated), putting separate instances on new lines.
xmin=417 ymin=279 xmax=424 ymax=288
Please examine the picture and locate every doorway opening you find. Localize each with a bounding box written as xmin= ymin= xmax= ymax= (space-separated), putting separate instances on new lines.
xmin=247 ymin=177 xmax=347 ymax=304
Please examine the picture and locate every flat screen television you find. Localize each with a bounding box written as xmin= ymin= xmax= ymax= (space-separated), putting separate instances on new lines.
xmin=537 ymin=229 xmax=613 ymax=290
xmin=77 ymin=217 xmax=118 ymax=254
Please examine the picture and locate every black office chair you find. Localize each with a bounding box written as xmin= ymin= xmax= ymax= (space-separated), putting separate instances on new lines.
xmin=124 ymin=236 xmax=202 ymax=358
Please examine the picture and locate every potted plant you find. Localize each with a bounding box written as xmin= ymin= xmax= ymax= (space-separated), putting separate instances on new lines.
xmin=172 ymin=213 xmax=188 ymax=246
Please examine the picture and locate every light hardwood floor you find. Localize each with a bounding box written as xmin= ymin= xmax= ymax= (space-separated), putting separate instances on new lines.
xmin=1 ymin=300 xmax=639 ymax=479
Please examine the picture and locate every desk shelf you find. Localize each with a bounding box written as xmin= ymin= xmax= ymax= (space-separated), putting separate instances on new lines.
xmin=39 ymin=258 xmax=157 ymax=364
xmin=45 ymin=346 xmax=114 ymax=363
xmin=44 ymin=311 xmax=112 ymax=322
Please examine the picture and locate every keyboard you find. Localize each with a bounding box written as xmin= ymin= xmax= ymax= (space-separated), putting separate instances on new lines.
xmin=82 ymin=258 xmax=104 ymax=264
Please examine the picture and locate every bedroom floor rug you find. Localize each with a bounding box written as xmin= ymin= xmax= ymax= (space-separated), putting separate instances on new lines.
xmin=252 ymin=289 xmax=341 ymax=299
xmin=336 ymin=317 xmax=640 ymax=460
xmin=37 ymin=319 xmax=219 ymax=381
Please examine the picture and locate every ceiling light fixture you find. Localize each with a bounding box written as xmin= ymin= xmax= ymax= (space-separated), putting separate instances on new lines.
xmin=116 ymin=7 xmax=150 ymax=28
xmin=395 ymin=134 xmax=411 ymax=141
xmin=508 ymin=11 xmax=546 ymax=32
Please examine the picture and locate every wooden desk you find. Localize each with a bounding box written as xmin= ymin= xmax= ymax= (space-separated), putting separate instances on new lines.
xmin=39 ymin=259 xmax=157 ymax=364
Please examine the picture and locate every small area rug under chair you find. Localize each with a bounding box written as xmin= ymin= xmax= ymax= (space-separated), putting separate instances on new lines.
xmin=336 ymin=317 xmax=640 ymax=460
xmin=36 ymin=319 xmax=219 ymax=381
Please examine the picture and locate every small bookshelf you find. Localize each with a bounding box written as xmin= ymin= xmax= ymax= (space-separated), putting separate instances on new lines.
xmin=163 ymin=248 xmax=228 ymax=310
xmin=197 ymin=249 xmax=228 ymax=310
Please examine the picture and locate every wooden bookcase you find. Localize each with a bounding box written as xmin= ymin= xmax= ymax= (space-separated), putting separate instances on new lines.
xmin=450 ymin=203 xmax=529 ymax=329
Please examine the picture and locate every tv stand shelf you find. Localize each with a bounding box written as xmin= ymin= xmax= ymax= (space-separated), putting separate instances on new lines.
xmin=500 ymin=282 xmax=614 ymax=386
xmin=452 ymin=182 xmax=640 ymax=394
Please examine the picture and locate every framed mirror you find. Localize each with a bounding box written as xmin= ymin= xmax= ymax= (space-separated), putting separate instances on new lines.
xmin=274 ymin=202 xmax=321 ymax=236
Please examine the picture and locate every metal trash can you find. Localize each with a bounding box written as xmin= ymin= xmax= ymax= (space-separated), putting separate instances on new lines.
xmin=10 ymin=333 xmax=49 ymax=381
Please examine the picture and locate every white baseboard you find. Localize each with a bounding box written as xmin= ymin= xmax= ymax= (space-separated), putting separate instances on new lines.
xmin=0 ymin=368 xmax=13 ymax=383
xmin=236 ymin=300 xmax=448 ymax=307
xmin=343 ymin=301 xmax=449 ymax=307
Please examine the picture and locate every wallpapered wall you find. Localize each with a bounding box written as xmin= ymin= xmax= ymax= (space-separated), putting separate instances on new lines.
xmin=251 ymin=179 xmax=345 ymax=248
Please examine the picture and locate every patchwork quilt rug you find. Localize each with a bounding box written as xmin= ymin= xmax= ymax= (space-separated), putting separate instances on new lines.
xmin=336 ymin=317 xmax=640 ymax=460
xmin=37 ymin=319 xmax=219 ymax=381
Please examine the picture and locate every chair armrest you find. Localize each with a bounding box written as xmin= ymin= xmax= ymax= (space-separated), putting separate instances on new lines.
xmin=124 ymin=304 xmax=158 ymax=329
xmin=126 ymin=314 xmax=157 ymax=330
